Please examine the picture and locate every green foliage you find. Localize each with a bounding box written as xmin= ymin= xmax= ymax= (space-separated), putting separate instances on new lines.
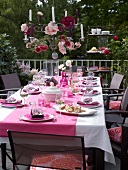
xmin=0 ymin=33 xmax=18 ymax=74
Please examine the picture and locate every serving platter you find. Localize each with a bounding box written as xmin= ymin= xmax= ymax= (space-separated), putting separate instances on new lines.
xmin=54 ymin=105 xmax=97 ymax=116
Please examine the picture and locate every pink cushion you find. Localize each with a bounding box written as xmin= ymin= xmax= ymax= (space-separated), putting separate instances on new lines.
xmin=109 ymin=101 xmax=121 ymax=110
xmin=30 ymin=153 xmax=88 ymax=170
xmin=108 ymin=126 xmax=122 ymax=143
xmin=104 ymin=100 xmax=121 ymax=110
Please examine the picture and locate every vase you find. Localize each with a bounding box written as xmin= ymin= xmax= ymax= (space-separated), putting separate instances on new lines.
xmin=60 ymin=71 xmax=68 ymax=87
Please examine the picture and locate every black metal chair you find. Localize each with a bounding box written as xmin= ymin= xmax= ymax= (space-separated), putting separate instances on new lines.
xmin=7 ymin=130 xmax=87 ymax=170
xmin=108 ymin=123 xmax=128 ymax=170
xmin=105 ymin=86 xmax=128 ymax=129
xmin=102 ymin=73 xmax=124 ymax=101
xmin=0 ymin=73 xmax=22 ymax=98
xmin=0 ymin=73 xmax=21 ymax=90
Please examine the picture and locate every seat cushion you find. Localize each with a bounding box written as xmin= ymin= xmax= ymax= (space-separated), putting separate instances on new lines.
xmin=30 ymin=153 xmax=88 ymax=170
xmin=108 ymin=126 xmax=122 ymax=143
xmin=109 ymin=101 xmax=121 ymax=110
xmin=104 ymin=100 xmax=121 ymax=110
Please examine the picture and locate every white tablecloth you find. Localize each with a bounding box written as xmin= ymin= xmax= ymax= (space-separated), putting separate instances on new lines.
xmin=0 ymin=77 xmax=115 ymax=165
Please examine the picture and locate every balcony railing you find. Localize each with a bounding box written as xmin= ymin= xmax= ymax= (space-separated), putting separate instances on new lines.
xmin=18 ymin=59 xmax=128 ymax=86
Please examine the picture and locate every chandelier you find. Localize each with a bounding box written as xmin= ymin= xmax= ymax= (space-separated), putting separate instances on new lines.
xmin=21 ymin=3 xmax=84 ymax=59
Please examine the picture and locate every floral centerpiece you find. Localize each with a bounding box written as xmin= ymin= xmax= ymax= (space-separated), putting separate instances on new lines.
xmin=16 ymin=61 xmax=38 ymax=85
xmin=20 ymin=10 xmax=83 ymax=59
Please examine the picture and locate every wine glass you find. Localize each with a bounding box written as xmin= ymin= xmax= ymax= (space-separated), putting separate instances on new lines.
xmin=55 ymin=93 xmax=65 ymax=117
xmin=20 ymin=89 xmax=28 ymax=106
xmin=71 ymin=87 xmax=80 ymax=105
xmin=54 ymin=66 xmax=59 ymax=83
xmin=77 ymin=66 xmax=83 ymax=86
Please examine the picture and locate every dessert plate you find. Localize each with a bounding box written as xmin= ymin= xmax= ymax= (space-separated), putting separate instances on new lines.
xmin=20 ymin=113 xmax=54 ymax=122
xmin=54 ymin=105 xmax=97 ymax=116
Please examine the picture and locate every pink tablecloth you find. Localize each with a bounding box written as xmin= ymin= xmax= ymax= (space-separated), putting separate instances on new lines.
xmin=0 ymin=92 xmax=80 ymax=137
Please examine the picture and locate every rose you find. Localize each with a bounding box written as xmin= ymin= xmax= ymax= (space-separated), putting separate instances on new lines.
xmin=35 ymin=46 xmax=42 ymax=53
xmin=61 ymin=16 xmax=75 ymax=28
xmin=21 ymin=23 xmax=28 ymax=32
xmin=75 ymin=42 xmax=81 ymax=48
xmin=39 ymin=44 xmax=48 ymax=51
xmin=45 ymin=21 xmax=59 ymax=35
xmin=66 ymin=60 xmax=72 ymax=67
xmin=66 ymin=42 xmax=75 ymax=50
xmin=58 ymin=41 xmax=66 ymax=55
xmin=104 ymin=49 xmax=110 ymax=55
xmin=113 ymin=35 xmax=119 ymax=41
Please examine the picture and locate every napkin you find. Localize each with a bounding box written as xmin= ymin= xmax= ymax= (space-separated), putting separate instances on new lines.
xmin=83 ymin=82 xmax=97 ymax=86
xmin=77 ymin=101 xmax=100 ymax=107
xmin=81 ymin=89 xmax=98 ymax=94
xmin=1 ymin=98 xmax=22 ymax=104
xmin=84 ymin=77 xmax=97 ymax=80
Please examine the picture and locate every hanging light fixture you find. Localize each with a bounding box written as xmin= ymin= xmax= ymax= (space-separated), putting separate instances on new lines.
xmin=21 ymin=1 xmax=84 ymax=59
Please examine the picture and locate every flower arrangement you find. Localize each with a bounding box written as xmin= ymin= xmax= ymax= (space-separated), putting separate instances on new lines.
xmin=20 ymin=12 xmax=82 ymax=58
xmin=58 ymin=60 xmax=73 ymax=72
xmin=16 ymin=61 xmax=38 ymax=85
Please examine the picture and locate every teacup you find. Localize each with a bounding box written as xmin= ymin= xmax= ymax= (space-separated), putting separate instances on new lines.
xmin=96 ymin=28 xmax=101 ymax=34
xmin=91 ymin=28 xmax=96 ymax=34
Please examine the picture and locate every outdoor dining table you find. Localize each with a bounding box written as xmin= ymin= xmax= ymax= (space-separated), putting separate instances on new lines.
xmin=0 ymin=77 xmax=115 ymax=170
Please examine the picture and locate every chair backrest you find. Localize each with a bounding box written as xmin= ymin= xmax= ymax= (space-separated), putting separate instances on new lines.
xmin=120 ymin=86 xmax=128 ymax=111
xmin=7 ymin=130 xmax=86 ymax=170
xmin=0 ymin=73 xmax=21 ymax=89
xmin=72 ymin=66 xmax=85 ymax=73
xmin=110 ymin=73 xmax=124 ymax=89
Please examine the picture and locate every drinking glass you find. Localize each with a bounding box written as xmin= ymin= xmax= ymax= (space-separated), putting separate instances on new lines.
xmin=54 ymin=66 xmax=59 ymax=83
xmin=20 ymin=89 xmax=28 ymax=106
xmin=7 ymin=91 xmax=15 ymax=99
xmin=55 ymin=93 xmax=65 ymax=117
xmin=77 ymin=66 xmax=83 ymax=86
xmin=72 ymin=87 xmax=80 ymax=105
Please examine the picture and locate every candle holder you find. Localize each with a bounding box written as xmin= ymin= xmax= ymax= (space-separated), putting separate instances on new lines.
xmin=21 ymin=6 xmax=84 ymax=59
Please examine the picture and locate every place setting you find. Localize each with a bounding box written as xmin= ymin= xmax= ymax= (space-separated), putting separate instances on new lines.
xmin=77 ymin=97 xmax=102 ymax=109
xmin=19 ymin=104 xmax=55 ymax=122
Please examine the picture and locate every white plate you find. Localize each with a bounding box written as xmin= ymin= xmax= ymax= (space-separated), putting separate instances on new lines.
xmin=82 ymin=83 xmax=99 ymax=87
xmin=54 ymin=105 xmax=97 ymax=116
xmin=20 ymin=114 xmax=54 ymax=122
xmin=1 ymin=103 xmax=19 ymax=108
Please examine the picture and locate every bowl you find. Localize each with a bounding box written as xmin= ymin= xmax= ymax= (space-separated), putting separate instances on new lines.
xmin=102 ymin=31 xmax=110 ymax=35
xmin=42 ymin=85 xmax=62 ymax=102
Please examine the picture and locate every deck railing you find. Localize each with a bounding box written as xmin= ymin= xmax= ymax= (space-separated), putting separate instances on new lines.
xmin=18 ymin=59 xmax=128 ymax=86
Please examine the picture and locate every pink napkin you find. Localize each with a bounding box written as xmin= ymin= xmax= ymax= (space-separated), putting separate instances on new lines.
xmin=83 ymin=82 xmax=97 ymax=86
xmin=81 ymin=89 xmax=98 ymax=94
xmin=77 ymin=101 xmax=100 ymax=107
xmin=84 ymin=77 xmax=97 ymax=80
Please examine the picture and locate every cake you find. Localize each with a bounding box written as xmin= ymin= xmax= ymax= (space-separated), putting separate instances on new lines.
xmin=89 ymin=47 xmax=98 ymax=52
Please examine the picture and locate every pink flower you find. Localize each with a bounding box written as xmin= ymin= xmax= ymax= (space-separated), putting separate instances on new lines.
xmin=66 ymin=42 xmax=75 ymax=50
xmin=61 ymin=16 xmax=75 ymax=28
xmin=35 ymin=46 xmax=42 ymax=53
xmin=45 ymin=21 xmax=59 ymax=35
xmin=39 ymin=44 xmax=48 ymax=51
xmin=75 ymin=42 xmax=81 ymax=48
xmin=21 ymin=23 xmax=28 ymax=32
xmin=66 ymin=60 xmax=72 ymax=67
xmin=58 ymin=42 xmax=66 ymax=55
xmin=26 ymin=42 xmax=31 ymax=48
xmin=65 ymin=41 xmax=71 ymax=47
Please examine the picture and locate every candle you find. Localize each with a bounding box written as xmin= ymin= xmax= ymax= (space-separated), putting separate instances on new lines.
xmin=38 ymin=15 xmax=42 ymax=24
xmin=30 ymin=24 xmax=34 ymax=37
xmin=24 ymin=34 xmax=28 ymax=41
xmin=68 ymin=22 xmax=72 ymax=37
xmin=29 ymin=9 xmax=32 ymax=21
xmin=65 ymin=10 xmax=67 ymax=17
xmin=75 ymin=9 xmax=78 ymax=24
xmin=80 ymin=24 xmax=84 ymax=38
xmin=52 ymin=6 xmax=55 ymax=22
